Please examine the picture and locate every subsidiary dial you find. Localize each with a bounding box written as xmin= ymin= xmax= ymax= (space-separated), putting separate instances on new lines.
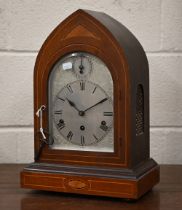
xmin=73 ymin=55 xmax=92 ymax=79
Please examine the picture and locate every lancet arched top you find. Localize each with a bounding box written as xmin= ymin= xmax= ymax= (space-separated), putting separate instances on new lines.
xmin=34 ymin=9 xmax=148 ymax=85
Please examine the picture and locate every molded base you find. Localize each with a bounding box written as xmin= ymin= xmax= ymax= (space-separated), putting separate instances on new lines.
xmin=21 ymin=159 xmax=159 ymax=199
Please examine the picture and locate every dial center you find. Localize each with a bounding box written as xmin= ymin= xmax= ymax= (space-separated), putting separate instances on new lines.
xmin=79 ymin=110 xmax=85 ymax=116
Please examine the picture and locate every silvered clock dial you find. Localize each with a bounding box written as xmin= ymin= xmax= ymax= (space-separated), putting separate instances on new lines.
xmin=53 ymin=80 xmax=113 ymax=146
xmin=48 ymin=52 xmax=114 ymax=152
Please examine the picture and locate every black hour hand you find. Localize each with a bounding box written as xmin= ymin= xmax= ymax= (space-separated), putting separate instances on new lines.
xmin=66 ymin=98 xmax=80 ymax=112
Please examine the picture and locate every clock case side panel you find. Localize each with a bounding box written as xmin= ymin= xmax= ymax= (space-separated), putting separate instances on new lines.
xmin=32 ymin=10 xmax=130 ymax=167
xmin=86 ymin=10 xmax=151 ymax=168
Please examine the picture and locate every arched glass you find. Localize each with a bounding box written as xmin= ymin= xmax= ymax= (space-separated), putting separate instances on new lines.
xmin=48 ymin=52 xmax=114 ymax=152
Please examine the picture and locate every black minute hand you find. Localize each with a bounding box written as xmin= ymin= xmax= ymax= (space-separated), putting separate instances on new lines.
xmin=84 ymin=98 xmax=108 ymax=112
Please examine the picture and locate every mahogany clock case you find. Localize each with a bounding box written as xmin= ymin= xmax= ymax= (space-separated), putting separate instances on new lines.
xmin=21 ymin=9 xmax=159 ymax=199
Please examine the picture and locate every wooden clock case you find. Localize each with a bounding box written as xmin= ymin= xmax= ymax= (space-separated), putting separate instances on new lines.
xmin=21 ymin=9 xmax=159 ymax=199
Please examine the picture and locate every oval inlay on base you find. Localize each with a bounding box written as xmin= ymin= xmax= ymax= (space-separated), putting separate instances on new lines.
xmin=67 ymin=180 xmax=87 ymax=190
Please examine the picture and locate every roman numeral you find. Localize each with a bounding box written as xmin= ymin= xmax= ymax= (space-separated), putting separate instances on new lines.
xmin=100 ymin=124 xmax=108 ymax=131
xmin=93 ymin=134 xmax=99 ymax=142
xmin=67 ymin=131 xmax=73 ymax=141
xmin=92 ymin=86 xmax=97 ymax=94
xmin=54 ymin=110 xmax=62 ymax=114
xmin=57 ymin=97 xmax=65 ymax=102
xmin=57 ymin=119 xmax=65 ymax=130
xmin=81 ymin=135 xmax=85 ymax=146
xmin=103 ymin=112 xmax=113 ymax=116
xmin=67 ymin=85 xmax=73 ymax=93
xmin=80 ymin=81 xmax=85 ymax=90
xmin=57 ymin=122 xmax=65 ymax=130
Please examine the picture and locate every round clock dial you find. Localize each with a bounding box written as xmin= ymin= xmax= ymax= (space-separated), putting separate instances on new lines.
xmin=53 ymin=80 xmax=113 ymax=146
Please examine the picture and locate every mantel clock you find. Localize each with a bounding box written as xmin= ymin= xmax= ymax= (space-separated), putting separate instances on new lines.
xmin=21 ymin=9 xmax=159 ymax=199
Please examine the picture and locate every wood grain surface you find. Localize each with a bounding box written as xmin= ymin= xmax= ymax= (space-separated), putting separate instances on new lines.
xmin=1 ymin=164 xmax=182 ymax=210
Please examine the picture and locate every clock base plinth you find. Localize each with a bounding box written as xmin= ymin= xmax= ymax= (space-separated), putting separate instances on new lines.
xmin=21 ymin=159 xmax=159 ymax=199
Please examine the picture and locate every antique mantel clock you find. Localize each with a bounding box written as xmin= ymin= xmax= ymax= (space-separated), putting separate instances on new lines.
xmin=21 ymin=9 xmax=159 ymax=199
